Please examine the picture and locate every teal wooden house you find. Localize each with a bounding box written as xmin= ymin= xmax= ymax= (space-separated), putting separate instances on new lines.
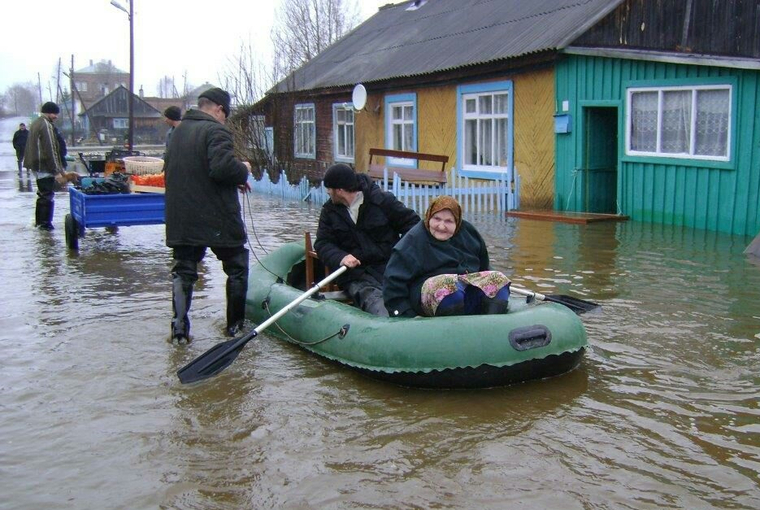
xmin=554 ymin=0 xmax=760 ymax=237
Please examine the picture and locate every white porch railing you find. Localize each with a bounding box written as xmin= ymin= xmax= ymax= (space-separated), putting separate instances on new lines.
xmin=249 ymin=168 xmax=519 ymax=214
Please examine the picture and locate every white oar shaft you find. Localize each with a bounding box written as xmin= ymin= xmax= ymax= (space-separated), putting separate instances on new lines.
xmin=510 ymin=286 xmax=547 ymax=301
xmin=254 ymin=265 xmax=348 ymax=333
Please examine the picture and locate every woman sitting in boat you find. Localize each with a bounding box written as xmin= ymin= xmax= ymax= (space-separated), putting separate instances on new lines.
xmin=383 ymin=195 xmax=511 ymax=318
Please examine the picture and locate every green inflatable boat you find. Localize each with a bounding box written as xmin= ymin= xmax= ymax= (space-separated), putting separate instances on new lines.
xmin=245 ymin=242 xmax=588 ymax=389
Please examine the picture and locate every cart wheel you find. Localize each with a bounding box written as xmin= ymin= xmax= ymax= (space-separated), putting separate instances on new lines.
xmin=65 ymin=214 xmax=79 ymax=251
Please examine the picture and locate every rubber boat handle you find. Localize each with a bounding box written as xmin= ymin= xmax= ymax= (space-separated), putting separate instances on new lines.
xmin=509 ymin=325 xmax=552 ymax=351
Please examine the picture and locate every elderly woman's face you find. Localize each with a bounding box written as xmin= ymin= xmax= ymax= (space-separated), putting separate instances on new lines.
xmin=428 ymin=209 xmax=456 ymax=241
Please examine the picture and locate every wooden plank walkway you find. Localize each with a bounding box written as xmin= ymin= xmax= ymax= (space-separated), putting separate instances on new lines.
xmin=506 ymin=210 xmax=629 ymax=224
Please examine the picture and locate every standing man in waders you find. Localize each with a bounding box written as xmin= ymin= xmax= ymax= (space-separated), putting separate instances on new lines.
xmin=24 ymin=102 xmax=65 ymax=230
xmin=163 ymin=88 xmax=252 ymax=345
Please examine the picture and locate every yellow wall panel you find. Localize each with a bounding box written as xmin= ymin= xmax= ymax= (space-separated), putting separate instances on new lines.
xmin=513 ymin=69 xmax=555 ymax=209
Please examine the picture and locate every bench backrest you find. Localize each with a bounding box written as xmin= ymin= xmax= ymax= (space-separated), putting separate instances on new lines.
xmin=367 ymin=148 xmax=448 ymax=184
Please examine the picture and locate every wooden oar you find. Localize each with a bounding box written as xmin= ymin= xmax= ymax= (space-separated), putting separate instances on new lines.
xmin=510 ymin=286 xmax=600 ymax=315
xmin=177 ymin=266 xmax=348 ymax=384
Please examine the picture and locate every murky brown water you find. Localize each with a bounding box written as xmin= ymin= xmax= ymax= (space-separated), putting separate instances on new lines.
xmin=2 ymin=116 xmax=760 ymax=509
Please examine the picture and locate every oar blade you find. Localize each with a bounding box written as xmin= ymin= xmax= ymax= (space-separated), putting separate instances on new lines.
xmin=544 ymin=294 xmax=601 ymax=314
xmin=177 ymin=335 xmax=252 ymax=384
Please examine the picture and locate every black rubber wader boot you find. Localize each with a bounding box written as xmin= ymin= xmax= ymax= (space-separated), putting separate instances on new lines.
xmin=171 ymin=259 xmax=198 ymax=344
xmin=35 ymin=186 xmax=55 ymax=230
xmin=223 ymin=250 xmax=249 ymax=337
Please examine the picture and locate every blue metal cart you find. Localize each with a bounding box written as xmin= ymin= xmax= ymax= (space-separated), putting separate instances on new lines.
xmin=64 ymin=186 xmax=165 ymax=251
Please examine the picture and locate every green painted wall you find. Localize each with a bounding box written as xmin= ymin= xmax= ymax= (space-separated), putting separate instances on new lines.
xmin=555 ymin=54 xmax=760 ymax=237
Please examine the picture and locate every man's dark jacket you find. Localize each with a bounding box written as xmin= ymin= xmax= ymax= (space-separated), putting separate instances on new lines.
xmin=315 ymin=173 xmax=420 ymax=287
xmin=164 ymin=109 xmax=249 ymax=248
xmin=13 ymin=129 xmax=28 ymax=158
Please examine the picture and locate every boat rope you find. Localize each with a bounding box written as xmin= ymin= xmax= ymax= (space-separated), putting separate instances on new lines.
xmin=262 ymin=298 xmax=350 ymax=346
xmin=241 ymin=189 xmax=284 ymax=281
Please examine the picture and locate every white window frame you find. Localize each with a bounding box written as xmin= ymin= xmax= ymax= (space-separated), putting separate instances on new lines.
xmin=332 ymin=103 xmax=355 ymax=162
xmin=294 ymin=103 xmax=316 ymax=159
xmin=625 ymin=84 xmax=732 ymax=162
xmin=384 ymin=93 xmax=417 ymax=167
xmin=457 ymin=81 xmax=513 ymax=179
xmin=113 ymin=118 xmax=128 ymax=129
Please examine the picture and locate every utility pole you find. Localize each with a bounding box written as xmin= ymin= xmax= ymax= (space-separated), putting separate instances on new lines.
xmin=128 ymin=0 xmax=134 ymax=151
xmin=70 ymin=55 xmax=76 ymax=146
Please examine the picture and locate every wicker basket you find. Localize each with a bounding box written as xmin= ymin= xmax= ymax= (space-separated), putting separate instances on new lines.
xmin=123 ymin=156 xmax=164 ymax=175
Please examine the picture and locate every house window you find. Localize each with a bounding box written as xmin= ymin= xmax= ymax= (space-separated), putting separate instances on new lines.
xmin=626 ymin=85 xmax=731 ymax=161
xmin=384 ymin=93 xmax=417 ymax=167
xmin=333 ymin=104 xmax=355 ymax=162
xmin=294 ymin=103 xmax=315 ymax=158
xmin=76 ymin=82 xmax=88 ymax=92
xmin=457 ymin=81 xmax=513 ymax=178
xmin=113 ymin=118 xmax=128 ymax=129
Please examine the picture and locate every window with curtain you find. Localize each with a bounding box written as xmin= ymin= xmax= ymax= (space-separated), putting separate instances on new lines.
xmin=333 ymin=104 xmax=354 ymax=162
xmin=627 ymin=85 xmax=731 ymax=161
xmin=294 ymin=104 xmax=315 ymax=158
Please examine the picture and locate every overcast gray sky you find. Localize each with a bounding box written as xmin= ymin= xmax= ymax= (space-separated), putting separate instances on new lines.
xmin=0 ymin=0 xmax=392 ymax=99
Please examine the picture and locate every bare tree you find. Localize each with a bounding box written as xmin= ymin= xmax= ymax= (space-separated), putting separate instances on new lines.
xmin=271 ymin=0 xmax=360 ymax=82
xmin=218 ymin=40 xmax=276 ymax=171
xmin=1 ymin=83 xmax=37 ymax=116
xmin=157 ymin=76 xmax=180 ymax=98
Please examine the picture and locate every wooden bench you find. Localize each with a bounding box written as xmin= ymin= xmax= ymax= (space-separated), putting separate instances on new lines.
xmin=304 ymin=231 xmax=350 ymax=301
xmin=367 ymin=148 xmax=448 ymax=184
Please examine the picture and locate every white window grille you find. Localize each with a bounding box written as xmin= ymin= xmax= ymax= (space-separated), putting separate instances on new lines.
xmin=462 ymin=91 xmax=510 ymax=171
xmin=294 ymin=104 xmax=315 ymax=158
xmin=333 ymin=105 xmax=355 ymax=162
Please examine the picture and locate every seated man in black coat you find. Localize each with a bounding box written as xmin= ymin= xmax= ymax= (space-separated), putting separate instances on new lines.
xmin=315 ymin=164 xmax=420 ymax=316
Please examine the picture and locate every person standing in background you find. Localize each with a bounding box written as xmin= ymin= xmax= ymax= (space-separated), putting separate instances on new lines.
xmin=12 ymin=123 xmax=28 ymax=173
xmin=163 ymin=106 xmax=182 ymax=150
xmin=24 ymin=102 xmax=65 ymax=230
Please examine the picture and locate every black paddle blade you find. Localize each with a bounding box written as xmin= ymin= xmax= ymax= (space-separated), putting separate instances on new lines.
xmin=177 ymin=333 xmax=255 ymax=384
xmin=544 ymin=294 xmax=601 ymax=314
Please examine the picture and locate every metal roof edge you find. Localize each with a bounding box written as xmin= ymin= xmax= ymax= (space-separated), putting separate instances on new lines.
xmin=563 ymin=46 xmax=760 ymax=71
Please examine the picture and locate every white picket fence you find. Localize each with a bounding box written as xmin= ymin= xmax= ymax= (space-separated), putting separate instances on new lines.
xmin=249 ymin=167 xmax=519 ymax=214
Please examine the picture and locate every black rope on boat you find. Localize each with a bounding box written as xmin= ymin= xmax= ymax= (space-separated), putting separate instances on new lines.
xmin=241 ymin=189 xmax=286 ymax=282
xmin=262 ymin=301 xmax=349 ymax=346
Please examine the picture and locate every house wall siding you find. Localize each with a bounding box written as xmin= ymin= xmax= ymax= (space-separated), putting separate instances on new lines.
xmin=573 ymin=0 xmax=760 ymax=59
xmin=513 ymin=68 xmax=556 ymax=209
xmin=555 ymin=54 xmax=760 ymax=236
xmin=355 ymin=92 xmax=384 ymax=173
xmin=417 ymin=85 xmax=457 ymax=170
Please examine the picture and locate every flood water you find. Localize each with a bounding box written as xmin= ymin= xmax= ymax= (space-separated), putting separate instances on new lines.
xmin=2 ymin=115 xmax=760 ymax=509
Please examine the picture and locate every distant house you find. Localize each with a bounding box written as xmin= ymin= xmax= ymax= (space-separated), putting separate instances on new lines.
xmin=70 ymin=59 xmax=130 ymax=116
xmin=79 ymin=86 xmax=163 ymax=145
xmin=255 ymin=0 xmax=760 ymax=236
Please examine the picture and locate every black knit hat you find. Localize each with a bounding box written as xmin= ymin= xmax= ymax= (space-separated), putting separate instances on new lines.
xmin=163 ymin=106 xmax=181 ymax=121
xmin=323 ymin=163 xmax=357 ymax=190
xmin=198 ymin=87 xmax=231 ymax=118
xmin=41 ymin=102 xmax=60 ymax=114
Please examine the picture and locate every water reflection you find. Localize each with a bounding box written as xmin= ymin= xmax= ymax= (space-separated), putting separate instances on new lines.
xmin=18 ymin=170 xmax=33 ymax=193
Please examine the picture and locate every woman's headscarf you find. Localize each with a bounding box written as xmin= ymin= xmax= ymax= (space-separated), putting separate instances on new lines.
xmin=424 ymin=195 xmax=462 ymax=235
